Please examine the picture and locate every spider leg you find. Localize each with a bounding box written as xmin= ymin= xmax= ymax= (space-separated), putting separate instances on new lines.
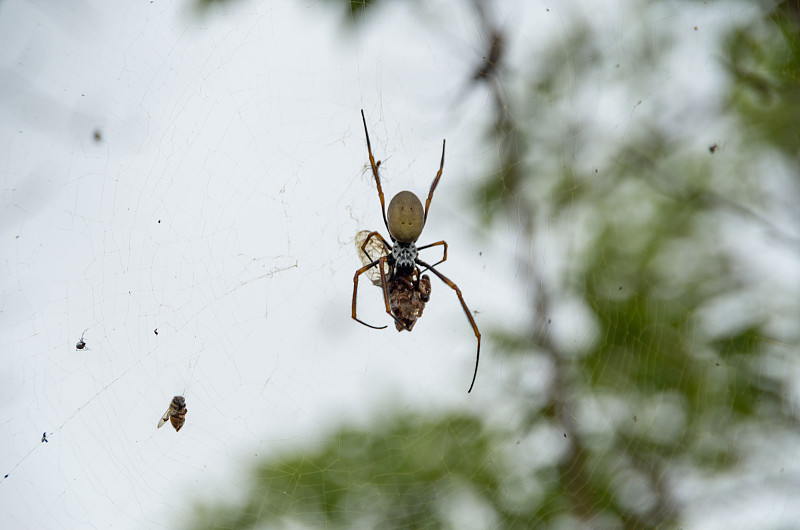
xmin=423 ymin=139 xmax=446 ymax=225
xmin=416 ymin=259 xmax=481 ymax=393
xmin=360 ymin=110 xmax=391 ymax=236
xmin=353 ymin=258 xmax=388 ymax=330
xmin=359 ymin=231 xmax=392 ymax=261
xmin=416 ymin=240 xmax=448 ymax=271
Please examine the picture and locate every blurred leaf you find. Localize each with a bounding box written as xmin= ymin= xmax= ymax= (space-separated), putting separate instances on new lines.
xmin=727 ymin=4 xmax=800 ymax=161
xmin=187 ymin=414 xmax=503 ymax=529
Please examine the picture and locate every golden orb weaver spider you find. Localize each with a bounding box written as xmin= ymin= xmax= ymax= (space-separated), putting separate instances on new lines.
xmin=352 ymin=110 xmax=481 ymax=393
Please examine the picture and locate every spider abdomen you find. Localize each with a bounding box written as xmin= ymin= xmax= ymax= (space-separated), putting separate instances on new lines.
xmin=387 ymin=191 xmax=424 ymax=243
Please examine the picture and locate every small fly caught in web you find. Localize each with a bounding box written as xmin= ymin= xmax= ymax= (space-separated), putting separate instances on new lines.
xmin=352 ymin=110 xmax=482 ymax=393
xmin=75 ymin=328 xmax=89 ymax=350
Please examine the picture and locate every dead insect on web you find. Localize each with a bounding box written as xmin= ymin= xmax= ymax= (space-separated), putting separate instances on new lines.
xmin=41 ymin=432 xmax=48 ymax=443
xmin=157 ymin=396 xmax=187 ymax=432
xmin=353 ymin=110 xmax=482 ymax=393
xmin=388 ymin=272 xmax=432 ymax=332
xmin=75 ymin=328 xmax=89 ymax=350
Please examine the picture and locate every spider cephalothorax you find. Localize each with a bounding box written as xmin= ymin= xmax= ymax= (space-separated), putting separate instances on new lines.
xmin=352 ymin=110 xmax=482 ymax=393
xmin=391 ymin=241 xmax=417 ymax=276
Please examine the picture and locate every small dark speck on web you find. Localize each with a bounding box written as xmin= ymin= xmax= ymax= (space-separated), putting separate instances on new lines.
xmin=4 ymin=474 xmax=7 ymax=478
xmin=154 ymin=329 xmax=158 ymax=335
xmin=158 ymin=220 xmax=161 ymax=223
xmin=93 ymin=129 xmax=102 ymax=142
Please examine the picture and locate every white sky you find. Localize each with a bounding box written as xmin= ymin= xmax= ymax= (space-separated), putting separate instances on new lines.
xmin=1 ymin=0 xmax=798 ymax=528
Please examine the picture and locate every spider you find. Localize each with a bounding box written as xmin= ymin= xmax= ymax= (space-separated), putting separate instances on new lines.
xmin=352 ymin=110 xmax=481 ymax=393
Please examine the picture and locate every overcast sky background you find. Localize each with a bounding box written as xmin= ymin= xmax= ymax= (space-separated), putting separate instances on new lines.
xmin=2 ymin=0 xmax=794 ymax=528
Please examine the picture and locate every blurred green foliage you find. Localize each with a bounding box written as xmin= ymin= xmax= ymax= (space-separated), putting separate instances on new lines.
xmin=194 ymin=0 xmax=383 ymax=22
xmin=189 ymin=415 xmax=506 ymax=529
xmin=185 ymin=1 xmax=800 ymax=528
xmin=728 ymin=0 xmax=800 ymax=160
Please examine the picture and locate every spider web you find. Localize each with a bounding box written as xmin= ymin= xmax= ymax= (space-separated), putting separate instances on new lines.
xmin=1 ymin=0 xmax=799 ymax=529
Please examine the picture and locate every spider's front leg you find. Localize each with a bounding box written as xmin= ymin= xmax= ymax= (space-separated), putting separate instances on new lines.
xmin=423 ymin=139 xmax=446 ymax=225
xmin=361 ymin=110 xmax=390 ymax=234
